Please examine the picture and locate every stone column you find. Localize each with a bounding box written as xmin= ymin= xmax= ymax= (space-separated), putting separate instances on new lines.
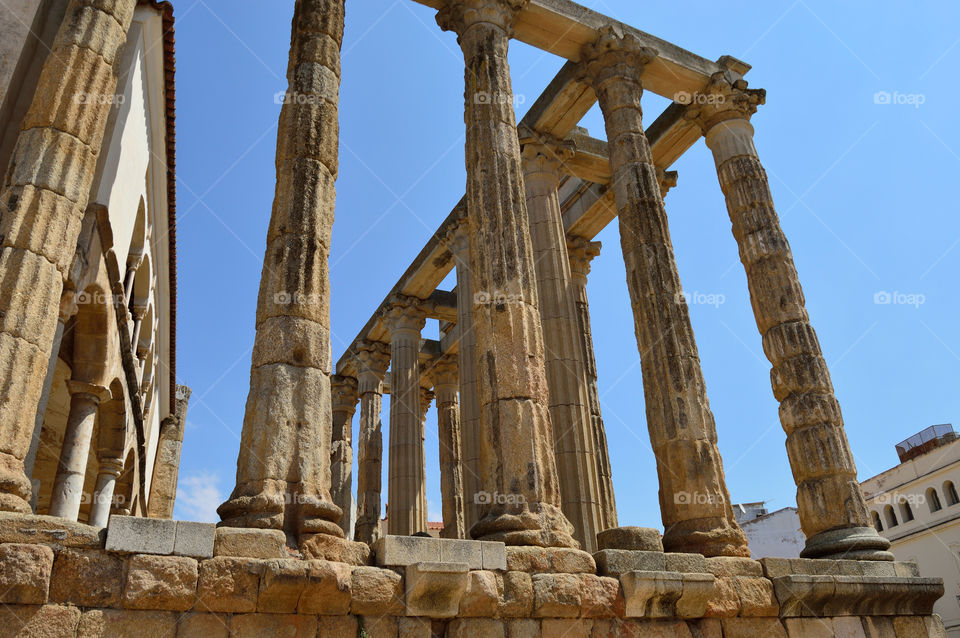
xmin=218 ymin=0 xmax=346 ymax=546
xmin=147 ymin=384 xmax=192 ymax=519
xmin=130 ymin=303 xmax=147 ymax=357
xmin=385 ymin=296 xmax=427 ymax=536
xmin=432 ymin=355 xmax=466 ymax=539
xmin=520 ymin=129 xmax=604 ymax=551
xmin=330 ymin=374 xmax=359 ymax=538
xmin=418 ymin=371 xmax=434 ymax=530
xmin=578 ymin=28 xmax=748 ymax=557
xmin=0 ymin=0 xmax=138 ymax=513
xmin=25 ymin=289 xmax=80 ymax=488
xmin=49 ymin=381 xmax=111 ymax=520
xmin=695 ymin=76 xmax=892 ymax=560
xmin=567 ymin=237 xmax=618 ymax=532
xmin=437 ymin=0 xmax=577 ymax=548
xmin=445 ymin=221 xmax=481 ymax=532
xmin=89 ymin=456 xmax=123 ymax=528
xmin=354 ymin=341 xmax=390 ymax=545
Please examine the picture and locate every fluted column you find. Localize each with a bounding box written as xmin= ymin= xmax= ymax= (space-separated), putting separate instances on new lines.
xmin=520 ymin=129 xmax=603 ymax=552
xmin=437 ymin=0 xmax=577 ymax=548
xmin=578 ymin=28 xmax=748 ymax=557
xmin=567 ymin=237 xmax=618 ymax=532
xmin=432 ymin=355 xmax=466 ymax=539
xmin=694 ymin=76 xmax=892 ymax=560
xmin=385 ymin=296 xmax=427 ymax=536
xmin=330 ymin=374 xmax=359 ymax=538
xmin=0 ymin=0 xmax=138 ymax=513
xmin=445 ymin=221 xmax=481 ymax=532
xmin=354 ymin=341 xmax=390 ymax=545
xmin=418 ymin=371 xmax=434 ymax=530
xmin=219 ymin=0 xmax=346 ymax=545
xmin=49 ymin=381 xmax=111 ymax=520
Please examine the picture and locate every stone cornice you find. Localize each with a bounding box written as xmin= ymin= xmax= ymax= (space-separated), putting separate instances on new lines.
xmin=436 ymin=0 xmax=529 ymax=38
xmin=684 ymin=72 xmax=766 ymax=132
xmin=577 ymin=26 xmax=658 ymax=89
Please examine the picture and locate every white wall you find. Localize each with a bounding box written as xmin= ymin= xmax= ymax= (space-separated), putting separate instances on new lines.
xmin=741 ymin=507 xmax=805 ymax=559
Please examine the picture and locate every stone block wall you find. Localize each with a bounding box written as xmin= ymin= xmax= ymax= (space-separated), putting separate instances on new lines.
xmin=0 ymin=514 xmax=948 ymax=637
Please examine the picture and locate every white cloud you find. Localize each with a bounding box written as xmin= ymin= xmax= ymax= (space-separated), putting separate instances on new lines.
xmin=175 ymin=471 xmax=224 ymax=523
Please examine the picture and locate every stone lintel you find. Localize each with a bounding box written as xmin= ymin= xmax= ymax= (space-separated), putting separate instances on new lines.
xmin=405 ymin=561 xmax=470 ymax=618
xmin=0 ymin=512 xmax=105 ymax=549
xmin=620 ymin=570 xmax=717 ymax=619
xmin=771 ymin=573 xmax=944 ymax=618
xmin=374 ymin=535 xmax=506 ymax=571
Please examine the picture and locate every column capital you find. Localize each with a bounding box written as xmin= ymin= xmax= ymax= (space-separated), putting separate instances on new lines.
xmin=384 ymin=295 xmax=427 ymax=335
xmin=518 ymin=125 xmax=575 ymax=180
xmin=131 ymin=303 xmax=149 ymax=321
xmin=658 ymin=169 xmax=678 ymax=198
xmin=96 ymin=455 xmax=125 ymax=478
xmin=442 ymin=218 xmax=471 ymax=265
xmin=683 ymin=72 xmax=766 ymax=133
xmin=567 ymin=236 xmax=602 ymax=283
xmin=355 ymin=340 xmax=391 ymax=391
xmin=66 ymin=381 xmax=111 ymax=404
xmin=428 ymin=354 xmax=459 ymax=388
xmin=577 ymin=26 xmax=658 ymax=89
xmin=59 ymin=288 xmax=80 ymax=323
xmin=436 ymin=0 xmax=529 ymax=38
xmin=331 ymin=374 xmax=359 ymax=412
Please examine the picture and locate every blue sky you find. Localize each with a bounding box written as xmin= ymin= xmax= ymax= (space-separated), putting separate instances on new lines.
xmin=172 ymin=1 xmax=960 ymax=532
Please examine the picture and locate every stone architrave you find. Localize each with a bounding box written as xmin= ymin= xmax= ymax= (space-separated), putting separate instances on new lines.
xmin=692 ymin=73 xmax=892 ymax=560
xmin=431 ymin=355 xmax=466 ymax=539
xmin=218 ymin=0 xmax=347 ymax=545
xmin=330 ymin=374 xmax=359 ymax=538
xmin=437 ymin=0 xmax=577 ymax=548
xmin=354 ymin=341 xmax=390 ymax=545
xmin=578 ymin=27 xmax=748 ymax=557
xmin=0 ymin=0 xmax=139 ymax=513
xmin=520 ymin=128 xmax=604 ymax=552
xmin=384 ymin=296 xmax=427 ymax=536
xmin=445 ymin=221 xmax=481 ymax=532
xmin=567 ymin=237 xmax=617 ymax=532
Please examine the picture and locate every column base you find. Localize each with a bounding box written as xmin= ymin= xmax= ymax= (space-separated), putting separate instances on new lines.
xmin=800 ymin=526 xmax=893 ymax=561
xmin=0 ymin=452 xmax=33 ymax=514
xmin=470 ymin=502 xmax=579 ymax=549
xmin=662 ymin=518 xmax=751 ymax=558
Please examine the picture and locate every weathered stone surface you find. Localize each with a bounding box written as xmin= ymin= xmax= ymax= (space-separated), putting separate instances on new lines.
xmin=398 ymin=617 xmax=431 ymax=638
xmin=665 ymin=553 xmax=707 ymax=574
xmin=214 ymin=527 xmax=288 ymax=559
xmin=230 ymin=614 xmax=317 ymax=638
xmin=833 ymin=617 xmax=868 ymax=638
xmin=498 ymin=570 xmax=534 ymax=618
xmin=704 ymin=557 xmax=763 ymax=577
xmin=620 ymin=570 xmax=684 ymax=618
xmin=196 ymin=556 xmax=262 ymax=613
xmin=0 ymin=604 xmax=80 ymax=638
xmin=359 ymin=615 xmax=399 ymax=638
xmin=704 ymin=576 xmax=740 ymax=618
xmin=447 ymin=618 xmax=505 ymax=638
xmin=317 ymin=616 xmax=359 ymax=637
xmin=173 ymin=521 xmax=215 ymax=559
xmin=177 ymin=613 xmax=230 ymax=638
xmin=0 ymin=543 xmax=53 ymax=604
xmin=459 ymin=569 xmax=498 ymax=616
xmin=506 ymin=546 xmax=595 ymax=573
xmin=482 ymin=541 xmax=508 ymax=571
xmin=105 ymin=516 xmax=176 ymax=555
xmin=375 ymin=535 xmax=441 ymax=566
xmin=439 ymin=538 xmax=483 ymax=569
xmin=0 ymin=512 xmax=105 ymax=548
xmin=405 ymin=561 xmax=469 ymax=618
xmin=49 ymin=548 xmax=124 ymax=607
xmin=351 ymin=565 xmax=404 ymax=616
xmin=258 ymin=558 xmax=352 ymax=615
xmin=505 ymin=618 xmax=539 ymax=638
xmin=300 ymin=532 xmax=371 ymax=565
xmin=544 ymin=619 xmax=592 ymax=638
xmin=580 ymin=574 xmax=623 ymax=618
xmin=596 ymin=527 xmax=663 ymax=552
xmin=734 ymin=576 xmax=778 ymax=617
xmin=721 ymin=617 xmax=788 ymax=638
xmin=76 ymin=609 xmax=177 ymax=638
xmin=532 ymin=572 xmax=582 ymax=617
xmin=594 ymin=549 xmax=666 ymax=577
xmin=123 ymin=554 xmax=198 ymax=611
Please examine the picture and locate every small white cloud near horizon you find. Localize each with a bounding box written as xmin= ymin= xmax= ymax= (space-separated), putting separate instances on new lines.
xmin=175 ymin=471 xmax=223 ymax=523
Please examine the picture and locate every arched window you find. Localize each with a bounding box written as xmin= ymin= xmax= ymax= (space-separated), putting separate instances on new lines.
xmin=872 ymin=511 xmax=883 ymax=532
xmin=899 ymin=500 xmax=914 ymax=522
xmin=927 ymin=488 xmax=943 ymax=513
xmin=944 ymin=481 xmax=959 ymax=506
xmin=884 ymin=505 xmax=898 ymax=527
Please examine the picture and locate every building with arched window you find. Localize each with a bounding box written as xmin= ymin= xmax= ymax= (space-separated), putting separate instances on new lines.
xmin=862 ymin=424 xmax=960 ymax=637
xmin=0 ymin=0 xmax=188 ymax=523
